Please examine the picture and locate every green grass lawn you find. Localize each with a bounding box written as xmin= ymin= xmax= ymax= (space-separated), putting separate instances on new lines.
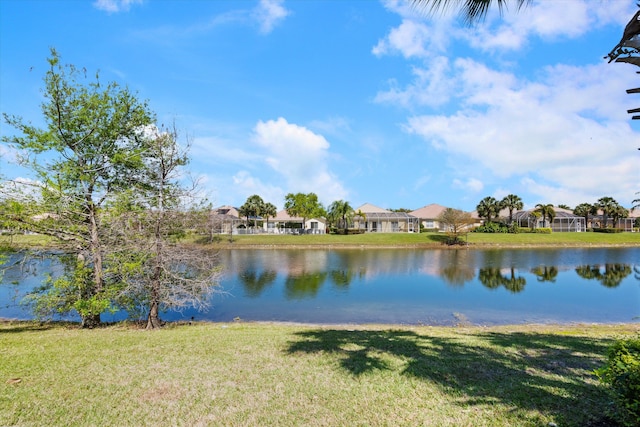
xmin=1 ymin=321 xmax=637 ymax=426
xmin=206 ymin=231 xmax=640 ymax=248
xmin=3 ymin=230 xmax=639 ymax=250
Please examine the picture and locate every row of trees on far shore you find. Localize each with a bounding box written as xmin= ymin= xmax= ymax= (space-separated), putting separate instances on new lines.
xmin=474 ymin=195 xmax=633 ymax=229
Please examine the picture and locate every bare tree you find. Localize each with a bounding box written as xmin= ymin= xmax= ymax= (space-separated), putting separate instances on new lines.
xmin=437 ymin=208 xmax=473 ymax=245
xmin=104 ymin=126 xmax=222 ymax=329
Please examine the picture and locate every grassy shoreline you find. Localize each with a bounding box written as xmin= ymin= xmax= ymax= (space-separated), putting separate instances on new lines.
xmin=1 ymin=320 xmax=638 ymax=426
xmin=3 ymin=231 xmax=640 ymax=250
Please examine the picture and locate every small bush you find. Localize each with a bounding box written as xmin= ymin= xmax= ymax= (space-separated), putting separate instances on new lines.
xmin=595 ymin=337 xmax=640 ymax=426
xmin=474 ymin=222 xmax=509 ymax=233
xmin=442 ymin=235 xmax=467 ymax=246
xmin=534 ymin=227 xmax=552 ymax=234
xmin=593 ymin=228 xmax=624 ymax=233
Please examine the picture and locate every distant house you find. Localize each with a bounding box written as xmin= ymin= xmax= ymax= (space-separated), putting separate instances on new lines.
xmin=512 ymin=208 xmax=586 ymax=232
xmin=589 ymin=209 xmax=637 ymax=231
xmin=271 ymin=210 xmax=326 ymax=234
xmin=410 ymin=204 xmax=448 ymax=231
xmin=354 ymin=203 xmax=418 ymax=233
xmin=210 ymin=205 xmax=242 ymax=234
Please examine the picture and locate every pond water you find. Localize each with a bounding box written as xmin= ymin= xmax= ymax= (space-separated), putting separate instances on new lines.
xmin=1 ymin=248 xmax=639 ymax=325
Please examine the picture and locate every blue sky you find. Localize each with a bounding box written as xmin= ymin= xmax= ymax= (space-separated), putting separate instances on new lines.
xmin=1 ymin=0 xmax=639 ymax=212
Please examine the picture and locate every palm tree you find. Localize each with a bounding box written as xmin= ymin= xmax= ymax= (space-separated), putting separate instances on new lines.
xmin=244 ymin=194 xmax=265 ymax=229
xmin=500 ymin=194 xmax=523 ymax=224
xmin=354 ymin=209 xmax=367 ymax=231
xmin=595 ymin=196 xmax=619 ymax=228
xmin=573 ymin=203 xmax=596 ymax=230
xmin=632 ymin=192 xmax=640 ymax=211
xmin=476 ymin=196 xmax=500 ymax=223
xmin=237 ymin=204 xmax=251 ymax=230
xmin=528 ymin=210 xmax=541 ymax=230
xmin=411 ymin=0 xmax=531 ymax=24
xmin=262 ymin=202 xmax=277 ymax=232
xmin=328 ymin=200 xmax=355 ymax=234
xmin=610 ymin=204 xmax=629 ymax=229
xmin=534 ymin=203 xmax=555 ymax=228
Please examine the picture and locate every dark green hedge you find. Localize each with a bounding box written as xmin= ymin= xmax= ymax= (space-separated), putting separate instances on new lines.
xmin=596 ymin=337 xmax=640 ymax=426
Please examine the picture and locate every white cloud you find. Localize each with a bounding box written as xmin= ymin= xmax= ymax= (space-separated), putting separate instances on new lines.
xmin=232 ymin=170 xmax=285 ymax=209
xmin=93 ymin=0 xmax=143 ymax=13
xmin=252 ymin=117 xmax=347 ymax=205
xmin=253 ymin=0 xmax=290 ymax=34
xmin=372 ymin=19 xmax=432 ymax=59
xmin=406 ymin=58 xmax=639 ymax=207
xmin=468 ymin=0 xmax=636 ymax=51
xmin=453 ymin=178 xmax=483 ymax=193
xmin=374 ymin=57 xmax=453 ymax=108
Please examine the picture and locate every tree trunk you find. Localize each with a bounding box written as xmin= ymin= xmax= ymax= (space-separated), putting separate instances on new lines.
xmin=147 ymin=206 xmax=164 ymax=330
xmin=86 ymin=200 xmax=103 ymax=328
xmin=81 ymin=313 xmax=101 ymax=329
xmin=146 ymin=299 xmax=162 ymax=329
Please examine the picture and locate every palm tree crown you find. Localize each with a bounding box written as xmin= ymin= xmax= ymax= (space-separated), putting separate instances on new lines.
xmin=411 ymin=0 xmax=531 ymax=24
xmin=534 ymin=203 xmax=555 ymax=228
xmin=501 ymin=194 xmax=523 ymax=224
xmin=328 ymin=200 xmax=355 ymax=232
xmin=476 ymin=196 xmax=501 ymax=223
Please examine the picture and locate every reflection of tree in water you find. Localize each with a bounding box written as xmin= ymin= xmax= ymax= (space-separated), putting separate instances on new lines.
xmin=635 ymin=265 xmax=640 ymax=281
xmin=238 ymin=269 xmax=277 ymax=298
xmin=439 ymin=251 xmax=475 ymax=287
xmin=478 ymin=267 xmax=526 ymax=293
xmin=285 ymin=272 xmax=328 ymax=299
xmin=503 ymin=268 xmax=526 ymax=293
xmin=530 ymin=266 xmax=558 ymax=283
xmin=330 ymin=269 xmax=354 ymax=288
xmin=575 ymin=264 xmax=632 ymax=288
xmin=478 ymin=268 xmax=503 ymax=290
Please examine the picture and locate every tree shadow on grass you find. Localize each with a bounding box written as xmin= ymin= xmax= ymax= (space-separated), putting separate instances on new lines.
xmin=0 ymin=320 xmax=70 ymax=334
xmin=426 ymin=234 xmax=449 ymax=244
xmin=286 ymin=329 xmax=618 ymax=426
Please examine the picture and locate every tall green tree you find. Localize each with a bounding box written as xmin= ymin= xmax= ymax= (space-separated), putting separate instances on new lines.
xmin=284 ymin=192 xmax=325 ymax=232
xmin=574 ymin=203 xmax=596 ymax=230
xmin=500 ymin=194 xmax=523 ymax=224
xmin=534 ymin=203 xmax=555 ymax=228
xmin=327 ymin=200 xmax=355 ymax=234
xmin=2 ymin=49 xmax=154 ymax=327
xmin=476 ymin=196 xmax=501 ymax=223
xmin=595 ymin=196 xmax=620 ymax=228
